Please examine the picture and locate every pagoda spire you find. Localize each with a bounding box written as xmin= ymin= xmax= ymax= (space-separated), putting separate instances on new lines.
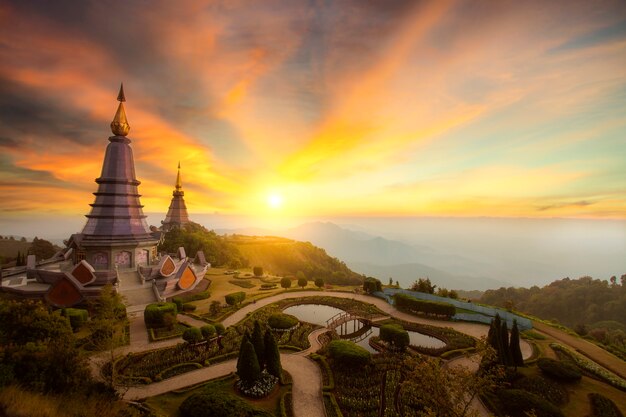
xmin=110 ymin=83 xmax=130 ymax=136
xmin=175 ymin=161 xmax=182 ymax=190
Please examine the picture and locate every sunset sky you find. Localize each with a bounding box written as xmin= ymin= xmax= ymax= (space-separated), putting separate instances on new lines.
xmin=1 ymin=0 xmax=625 ymax=221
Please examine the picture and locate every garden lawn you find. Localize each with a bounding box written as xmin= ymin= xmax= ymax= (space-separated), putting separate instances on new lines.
xmin=144 ymin=374 xmax=291 ymax=417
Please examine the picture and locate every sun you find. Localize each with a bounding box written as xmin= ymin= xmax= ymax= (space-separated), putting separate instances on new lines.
xmin=267 ymin=193 xmax=283 ymax=209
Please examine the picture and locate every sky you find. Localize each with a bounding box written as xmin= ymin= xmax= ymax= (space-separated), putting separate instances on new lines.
xmin=1 ymin=0 xmax=625 ymax=224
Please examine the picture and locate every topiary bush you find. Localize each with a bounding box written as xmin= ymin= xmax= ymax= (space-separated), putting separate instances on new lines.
xmin=394 ymin=293 xmax=456 ymax=318
xmin=182 ymin=303 xmax=197 ymax=312
xmin=379 ymin=324 xmax=410 ymax=351
xmin=268 ymin=313 xmax=298 ymax=330
xmin=225 ymin=291 xmax=246 ymax=306
xmin=328 ymin=340 xmax=371 ymax=368
xmin=182 ymin=327 xmax=203 ymax=344
xmin=63 ymin=308 xmax=89 ymax=331
xmin=144 ymin=302 xmax=178 ymax=328
xmin=498 ymin=389 xmax=564 ymax=417
xmin=215 ymin=323 xmax=225 ymax=335
xmin=280 ymin=277 xmax=292 ymax=289
xmin=588 ymin=393 xmax=624 ymax=417
xmin=537 ymin=357 xmax=582 ymax=381
xmin=253 ymin=266 xmax=264 ymax=277
xmin=201 ymin=324 xmax=216 ymax=339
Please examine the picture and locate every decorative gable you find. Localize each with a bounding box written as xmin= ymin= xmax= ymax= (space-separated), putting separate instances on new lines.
xmin=71 ymin=260 xmax=96 ymax=285
xmin=159 ymin=255 xmax=176 ymax=277
xmin=45 ymin=274 xmax=84 ymax=308
xmin=177 ymin=264 xmax=196 ymax=290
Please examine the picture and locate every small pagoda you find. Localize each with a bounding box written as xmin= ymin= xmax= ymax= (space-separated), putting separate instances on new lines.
xmin=161 ymin=162 xmax=191 ymax=232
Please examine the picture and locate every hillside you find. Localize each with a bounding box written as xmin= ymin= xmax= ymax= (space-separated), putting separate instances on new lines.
xmin=159 ymin=224 xmax=363 ymax=285
xmin=228 ymin=235 xmax=363 ymax=285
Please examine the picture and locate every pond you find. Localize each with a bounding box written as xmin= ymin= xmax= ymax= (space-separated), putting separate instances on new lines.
xmin=282 ymin=303 xmax=446 ymax=353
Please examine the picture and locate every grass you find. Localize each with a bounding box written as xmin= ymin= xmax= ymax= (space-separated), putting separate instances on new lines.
xmin=144 ymin=373 xmax=291 ymax=416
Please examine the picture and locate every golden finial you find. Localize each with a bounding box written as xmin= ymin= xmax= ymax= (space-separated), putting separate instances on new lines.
xmin=110 ymin=83 xmax=130 ymax=136
xmin=175 ymin=162 xmax=182 ymax=189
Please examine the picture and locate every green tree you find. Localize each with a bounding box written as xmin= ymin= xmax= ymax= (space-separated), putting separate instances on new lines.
xmin=253 ymin=266 xmax=264 ymax=277
xmin=399 ymin=341 xmax=503 ymax=417
xmin=251 ymin=321 xmax=266 ymax=370
xmin=183 ymin=327 xmax=203 ymax=344
xmin=380 ymin=324 xmax=410 ymax=351
xmin=500 ymin=321 xmax=513 ymax=366
xmin=314 ymin=278 xmax=324 ymax=289
xmin=209 ymin=300 xmax=222 ymax=317
xmin=264 ymin=329 xmax=282 ymax=378
xmin=0 ymin=299 xmax=90 ymax=393
xmin=29 ymin=237 xmax=57 ymax=261
xmin=280 ymin=277 xmax=292 ymax=289
xmin=410 ymin=277 xmax=437 ymax=294
xmin=237 ymin=338 xmax=260 ymax=386
xmin=297 ymin=276 xmax=307 ymax=288
xmin=363 ymin=277 xmax=382 ymax=293
xmin=88 ymin=284 xmax=129 ymax=389
xmin=510 ymin=320 xmax=524 ymax=368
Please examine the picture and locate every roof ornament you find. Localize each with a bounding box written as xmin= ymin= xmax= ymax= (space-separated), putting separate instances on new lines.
xmin=110 ymin=83 xmax=130 ymax=136
xmin=175 ymin=161 xmax=182 ymax=190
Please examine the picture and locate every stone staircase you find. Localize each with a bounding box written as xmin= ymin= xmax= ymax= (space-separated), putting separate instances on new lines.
xmin=117 ymin=270 xmax=158 ymax=312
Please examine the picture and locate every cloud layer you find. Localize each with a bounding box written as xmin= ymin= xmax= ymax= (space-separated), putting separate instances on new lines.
xmin=0 ymin=0 xmax=625 ymax=220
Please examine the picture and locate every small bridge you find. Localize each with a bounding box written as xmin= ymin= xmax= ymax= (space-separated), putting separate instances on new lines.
xmin=326 ymin=311 xmax=388 ymax=340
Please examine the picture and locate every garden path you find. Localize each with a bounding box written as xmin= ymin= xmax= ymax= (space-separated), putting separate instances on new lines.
xmin=445 ymin=355 xmax=490 ymax=417
xmin=122 ymin=354 xmax=325 ymax=417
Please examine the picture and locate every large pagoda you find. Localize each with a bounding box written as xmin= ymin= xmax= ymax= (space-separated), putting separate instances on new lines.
xmin=161 ymin=162 xmax=191 ymax=231
xmin=70 ymin=84 xmax=160 ymax=270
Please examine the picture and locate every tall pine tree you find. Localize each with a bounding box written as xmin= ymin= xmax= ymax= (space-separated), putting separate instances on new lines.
xmin=264 ymin=329 xmax=282 ymax=378
xmin=500 ymin=321 xmax=513 ymax=366
xmin=251 ymin=320 xmax=266 ymax=370
xmin=237 ymin=338 xmax=260 ymax=386
xmin=510 ymin=320 xmax=524 ymax=368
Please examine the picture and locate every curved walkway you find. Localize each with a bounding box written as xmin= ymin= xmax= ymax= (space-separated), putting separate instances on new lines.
xmin=114 ymin=290 xmax=538 ymax=417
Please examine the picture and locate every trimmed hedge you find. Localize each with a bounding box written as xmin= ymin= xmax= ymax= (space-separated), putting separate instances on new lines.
xmin=537 ymin=357 xmax=582 ymax=381
xmin=379 ymin=324 xmax=410 ymax=350
xmin=394 ymin=293 xmax=456 ymax=317
xmin=328 ymin=340 xmax=371 ymax=367
xmin=63 ymin=308 xmax=88 ymax=331
xmin=144 ymin=302 xmax=177 ymax=328
xmin=225 ymin=291 xmax=246 ymax=306
xmin=589 ymin=393 xmax=624 ymax=417
xmin=260 ymin=283 xmax=277 ymax=290
xmin=498 ymin=389 xmax=564 ymax=417
xmin=201 ymin=324 xmax=216 ymax=339
xmin=182 ymin=327 xmax=203 ymax=344
xmin=268 ymin=313 xmax=299 ymax=330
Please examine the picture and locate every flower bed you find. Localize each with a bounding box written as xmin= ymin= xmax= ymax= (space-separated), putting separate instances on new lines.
xmin=550 ymin=343 xmax=626 ymax=391
xmin=236 ymin=372 xmax=278 ymax=398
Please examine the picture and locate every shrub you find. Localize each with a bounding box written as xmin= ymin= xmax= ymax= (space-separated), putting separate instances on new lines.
xmin=328 ymin=340 xmax=371 ymax=367
xmin=394 ymin=293 xmax=456 ymax=317
xmin=315 ymin=278 xmax=324 ymax=288
xmin=588 ymin=393 xmax=624 ymax=417
xmin=363 ymin=277 xmax=382 ymax=293
xmin=182 ymin=303 xmax=197 ymax=312
xmin=253 ymin=266 xmax=263 ymax=277
xmin=144 ymin=302 xmax=178 ymax=328
xmin=179 ymin=388 xmax=273 ymax=417
xmin=297 ymin=277 xmax=307 ymax=288
xmin=268 ymin=313 xmax=298 ymax=330
xmin=260 ymin=283 xmax=277 ymax=290
xmin=550 ymin=343 xmax=626 ymax=390
xmin=200 ymin=324 xmax=216 ymax=339
xmin=537 ymin=358 xmax=582 ymax=381
xmin=182 ymin=327 xmax=203 ymax=344
xmin=513 ymin=375 xmax=568 ymax=405
xmin=280 ymin=277 xmax=292 ymax=289
xmin=225 ymin=291 xmax=245 ymax=306
xmin=379 ymin=324 xmax=410 ymax=351
xmin=63 ymin=308 xmax=88 ymax=331
xmin=498 ymin=389 xmax=564 ymax=417
xmin=214 ymin=323 xmax=225 ymax=335
xmin=172 ymin=297 xmax=183 ymax=312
